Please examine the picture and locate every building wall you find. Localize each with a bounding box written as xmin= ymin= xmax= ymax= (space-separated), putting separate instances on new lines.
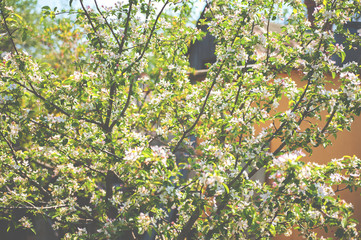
xmin=274 ymin=71 xmax=361 ymax=239
xmin=191 ymin=68 xmax=361 ymax=238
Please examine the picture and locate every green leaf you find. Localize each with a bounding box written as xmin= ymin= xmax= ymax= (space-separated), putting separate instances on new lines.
xmin=6 ymin=18 xmax=17 ymax=23
xmin=41 ymin=6 xmax=51 ymax=11
xmin=222 ymin=183 xmax=229 ymax=194
xmin=269 ymin=224 xmax=276 ymax=236
xmin=13 ymin=13 xmax=23 ymax=20
xmin=341 ymin=51 xmax=346 ymax=63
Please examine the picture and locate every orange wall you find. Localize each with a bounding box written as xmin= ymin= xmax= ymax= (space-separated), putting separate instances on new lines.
xmin=192 ymin=69 xmax=361 ymax=238
xmin=274 ymin=71 xmax=361 ymax=239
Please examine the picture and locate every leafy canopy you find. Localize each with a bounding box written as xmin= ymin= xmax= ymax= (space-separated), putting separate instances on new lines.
xmin=1 ymin=0 xmax=361 ymax=239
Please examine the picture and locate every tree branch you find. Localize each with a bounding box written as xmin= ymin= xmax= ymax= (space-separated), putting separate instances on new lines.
xmin=0 ymin=1 xmax=19 ymax=55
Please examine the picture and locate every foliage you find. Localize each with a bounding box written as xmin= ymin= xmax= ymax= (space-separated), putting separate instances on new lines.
xmin=0 ymin=0 xmax=38 ymax=53
xmin=0 ymin=0 xmax=85 ymax=78
xmin=1 ymin=0 xmax=361 ymax=239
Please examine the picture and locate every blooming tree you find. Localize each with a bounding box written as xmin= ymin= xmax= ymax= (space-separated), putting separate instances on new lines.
xmin=1 ymin=0 xmax=361 ymax=239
